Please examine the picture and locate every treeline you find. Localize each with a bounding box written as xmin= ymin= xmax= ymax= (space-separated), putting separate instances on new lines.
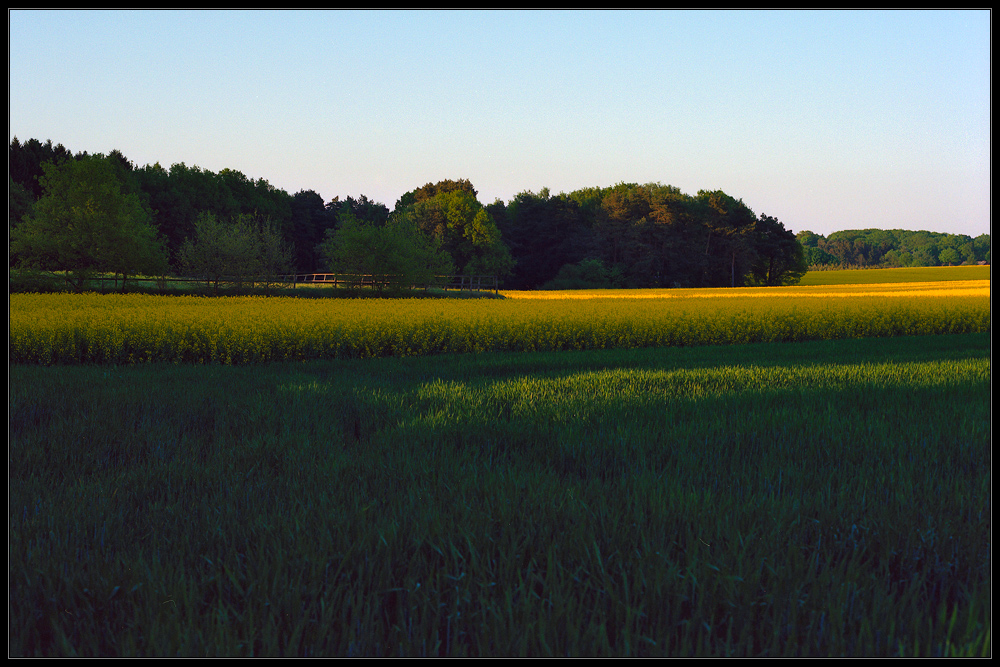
xmin=486 ymin=185 xmax=806 ymax=288
xmin=797 ymin=229 xmax=990 ymax=269
xmin=12 ymin=137 xmax=813 ymax=290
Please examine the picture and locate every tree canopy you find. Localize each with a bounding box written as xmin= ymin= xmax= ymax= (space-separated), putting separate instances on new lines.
xmin=393 ymin=178 xmax=478 ymax=213
xmin=11 ymin=137 xmax=987 ymax=293
xmin=178 ymin=211 xmax=294 ymax=292
xmin=10 ymin=154 xmax=168 ymax=290
xmin=796 ymin=228 xmax=991 ymax=269
xmin=393 ymin=184 xmax=515 ymax=279
xmin=317 ymin=215 xmax=453 ymax=292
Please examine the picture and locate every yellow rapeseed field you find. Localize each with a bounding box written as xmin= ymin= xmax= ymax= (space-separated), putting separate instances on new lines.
xmin=9 ymin=280 xmax=990 ymax=364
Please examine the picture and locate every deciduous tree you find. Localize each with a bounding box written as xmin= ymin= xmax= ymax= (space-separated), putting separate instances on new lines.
xmin=178 ymin=211 xmax=293 ymax=292
xmin=317 ymin=215 xmax=453 ymax=293
xmin=500 ymin=190 xmax=590 ymax=289
xmin=745 ymin=214 xmax=807 ymax=286
xmin=396 ymin=188 xmax=514 ymax=279
xmin=10 ymin=155 xmax=168 ymax=291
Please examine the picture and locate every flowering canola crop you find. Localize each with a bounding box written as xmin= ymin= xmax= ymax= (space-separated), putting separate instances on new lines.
xmin=9 ymin=281 xmax=990 ymax=365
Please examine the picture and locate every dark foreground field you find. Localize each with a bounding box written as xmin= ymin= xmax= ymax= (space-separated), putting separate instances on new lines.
xmin=8 ymin=333 xmax=991 ymax=656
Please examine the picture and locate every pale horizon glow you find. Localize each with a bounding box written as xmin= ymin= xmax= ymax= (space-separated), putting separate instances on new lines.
xmin=8 ymin=9 xmax=991 ymax=238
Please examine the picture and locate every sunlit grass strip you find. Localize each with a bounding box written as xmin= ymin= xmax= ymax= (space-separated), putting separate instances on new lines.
xmin=9 ymin=284 xmax=991 ymax=365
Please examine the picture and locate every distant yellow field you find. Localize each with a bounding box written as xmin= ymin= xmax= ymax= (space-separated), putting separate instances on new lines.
xmin=501 ymin=279 xmax=990 ymax=300
xmin=9 ymin=275 xmax=991 ymax=364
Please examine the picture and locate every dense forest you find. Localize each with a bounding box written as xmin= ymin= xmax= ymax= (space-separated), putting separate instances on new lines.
xmin=797 ymin=228 xmax=991 ymax=269
xmin=8 ymin=138 xmax=988 ymax=291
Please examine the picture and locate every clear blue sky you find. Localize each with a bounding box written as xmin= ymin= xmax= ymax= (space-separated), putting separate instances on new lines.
xmin=8 ymin=9 xmax=991 ymax=237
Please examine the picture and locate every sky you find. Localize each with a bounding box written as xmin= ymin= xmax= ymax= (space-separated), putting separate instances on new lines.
xmin=8 ymin=9 xmax=991 ymax=238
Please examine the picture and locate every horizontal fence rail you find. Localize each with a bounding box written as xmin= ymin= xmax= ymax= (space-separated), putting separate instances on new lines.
xmin=15 ymin=272 xmax=500 ymax=294
xmin=275 ymin=273 xmax=498 ymax=293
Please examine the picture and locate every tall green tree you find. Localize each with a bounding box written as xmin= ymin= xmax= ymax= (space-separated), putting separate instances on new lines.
xmin=499 ymin=189 xmax=591 ymax=289
xmin=396 ymin=186 xmax=514 ymax=278
xmin=251 ymin=214 xmax=297 ymax=288
xmin=177 ymin=211 xmax=254 ymax=291
xmin=8 ymin=137 xmax=74 ymax=200
xmin=938 ymin=247 xmax=961 ymax=266
xmin=461 ymin=207 xmax=516 ymax=277
xmin=745 ymin=214 xmax=807 ymax=286
xmin=10 ymin=155 xmax=168 ymax=291
xmin=134 ymin=162 xmax=219 ymax=267
xmin=178 ymin=211 xmax=293 ymax=292
xmin=317 ymin=215 xmax=453 ymax=293
xmin=289 ymin=189 xmax=337 ymax=273
xmin=696 ymin=190 xmax=759 ymax=287
xmin=597 ymin=183 xmax=705 ymax=288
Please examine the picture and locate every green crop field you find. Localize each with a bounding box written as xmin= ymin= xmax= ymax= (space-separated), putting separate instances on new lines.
xmin=8 ymin=270 xmax=991 ymax=657
xmin=797 ymin=264 xmax=990 ymax=286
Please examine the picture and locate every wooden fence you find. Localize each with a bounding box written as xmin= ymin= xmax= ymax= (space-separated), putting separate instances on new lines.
xmin=53 ymin=273 xmax=500 ymax=294
xmin=279 ymin=273 xmax=499 ymax=293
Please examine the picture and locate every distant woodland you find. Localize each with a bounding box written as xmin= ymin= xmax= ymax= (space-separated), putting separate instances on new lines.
xmin=9 ymin=138 xmax=989 ymax=291
xmin=797 ymin=228 xmax=990 ymax=270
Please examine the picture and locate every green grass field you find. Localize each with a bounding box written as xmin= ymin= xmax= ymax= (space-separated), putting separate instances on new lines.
xmin=8 ymin=267 xmax=991 ymax=656
xmin=797 ymin=265 xmax=990 ymax=286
